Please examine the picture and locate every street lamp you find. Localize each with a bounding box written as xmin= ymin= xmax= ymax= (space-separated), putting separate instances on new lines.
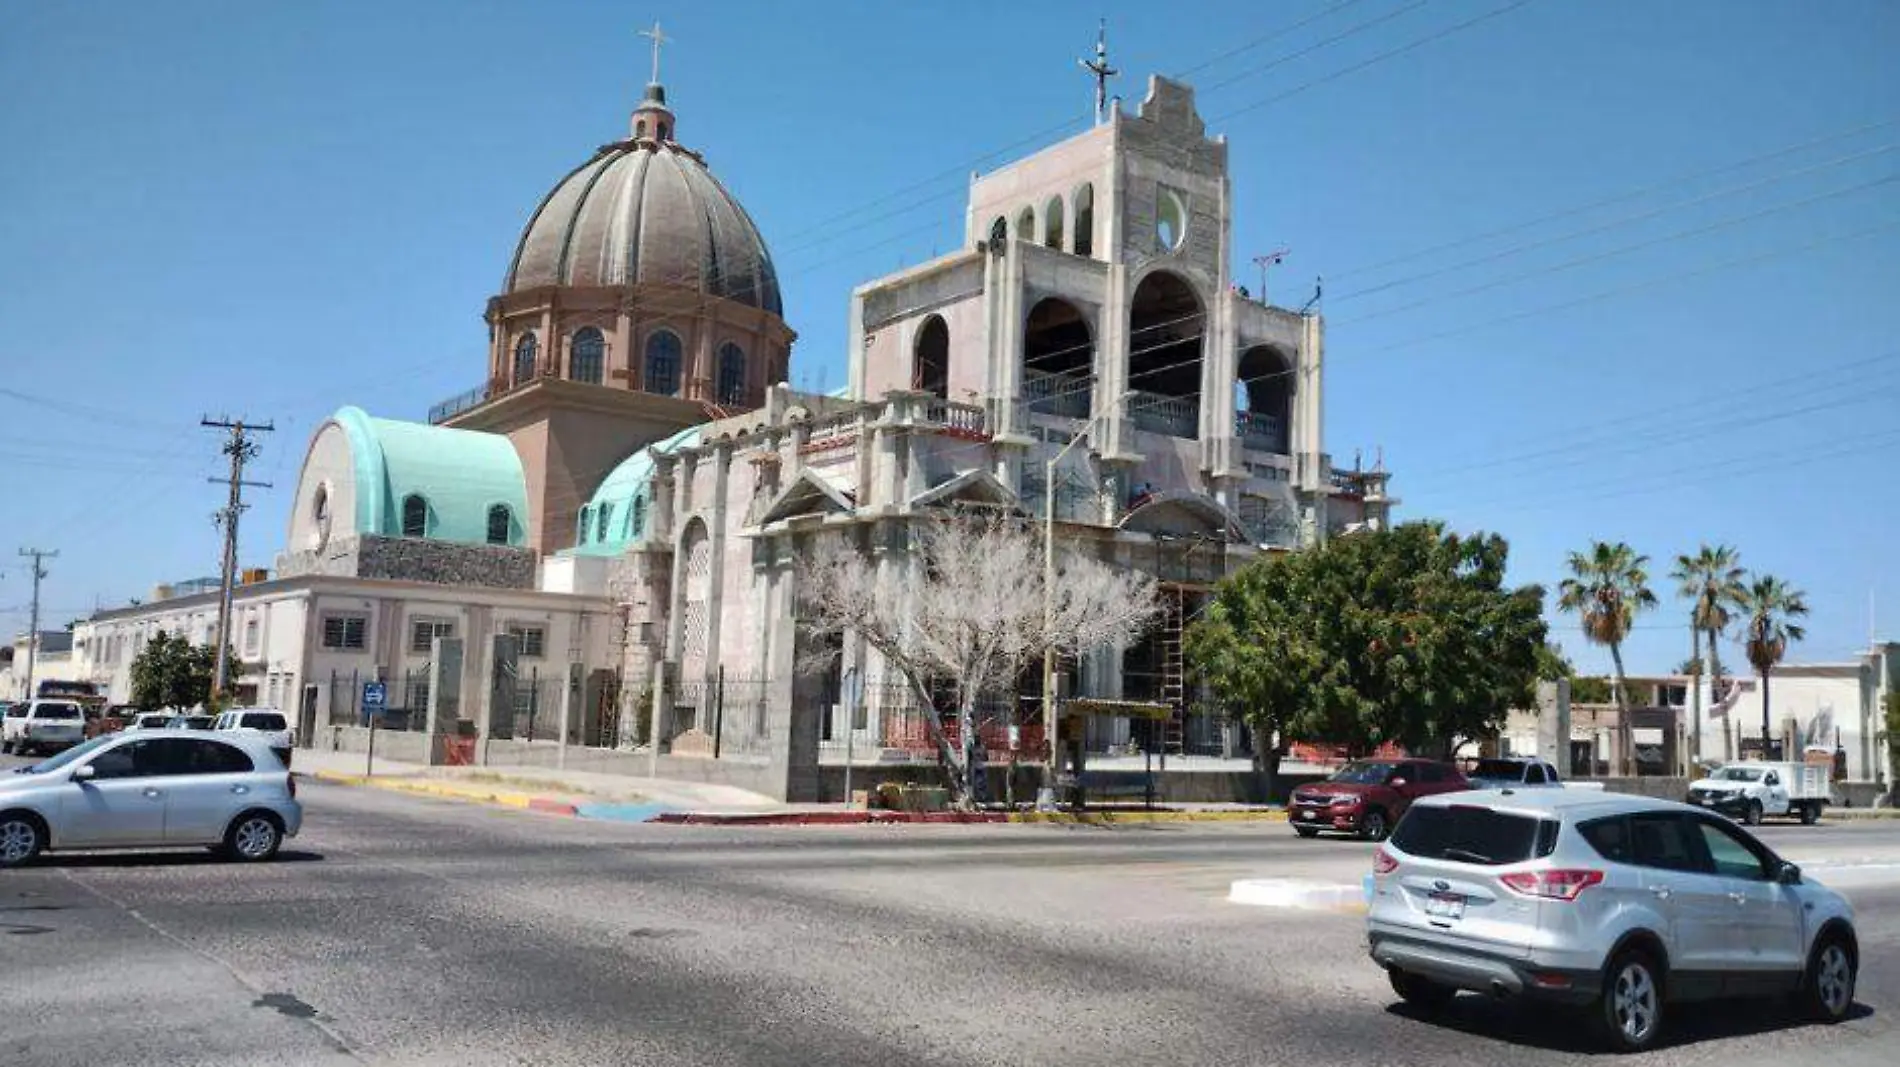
xmin=1038 ymin=388 xmax=1136 ymax=811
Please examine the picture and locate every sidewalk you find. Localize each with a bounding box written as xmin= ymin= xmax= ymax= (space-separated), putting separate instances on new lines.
xmin=293 ymin=748 xmax=1289 ymax=826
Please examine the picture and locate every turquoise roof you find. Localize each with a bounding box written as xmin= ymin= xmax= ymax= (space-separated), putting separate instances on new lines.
xmin=330 ymin=406 xmax=529 ymax=547
xmin=571 ymin=426 xmax=701 ymax=556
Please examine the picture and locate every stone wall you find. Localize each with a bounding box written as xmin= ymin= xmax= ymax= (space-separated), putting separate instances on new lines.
xmin=320 ymin=724 xmax=430 ymax=764
xmin=278 ymin=534 xmax=536 ymax=589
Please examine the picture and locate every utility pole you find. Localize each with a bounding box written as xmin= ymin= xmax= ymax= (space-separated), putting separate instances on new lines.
xmin=202 ymin=417 xmax=274 ymax=705
xmin=1252 ymin=249 xmax=1289 ymax=304
xmin=16 ymin=548 xmax=55 ymax=702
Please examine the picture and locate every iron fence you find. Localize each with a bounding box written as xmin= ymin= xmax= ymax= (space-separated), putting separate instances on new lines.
xmin=662 ymin=673 xmax=772 ymax=757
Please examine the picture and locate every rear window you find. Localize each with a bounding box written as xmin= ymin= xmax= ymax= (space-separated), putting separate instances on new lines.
xmin=34 ymin=703 xmax=82 ymax=720
xmin=1390 ymin=805 xmax=1556 ymax=866
xmin=240 ymin=713 xmax=287 ymax=731
xmin=1471 ymin=759 xmax=1526 ymax=780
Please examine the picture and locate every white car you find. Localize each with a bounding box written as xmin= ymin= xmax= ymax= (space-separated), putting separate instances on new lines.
xmin=214 ymin=708 xmax=296 ymax=767
xmin=1367 ymin=789 xmax=1857 ymax=1052
xmin=1 ymin=700 xmax=88 ymax=756
xmin=125 ymin=712 xmax=178 ymax=732
xmin=0 ymin=730 xmax=302 ymax=867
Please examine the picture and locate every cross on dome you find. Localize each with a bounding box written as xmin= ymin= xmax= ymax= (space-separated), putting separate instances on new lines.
xmin=638 ymin=20 xmax=670 ymax=87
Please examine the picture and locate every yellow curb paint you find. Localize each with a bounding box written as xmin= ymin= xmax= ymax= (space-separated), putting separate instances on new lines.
xmin=1007 ymin=810 xmax=1288 ymax=825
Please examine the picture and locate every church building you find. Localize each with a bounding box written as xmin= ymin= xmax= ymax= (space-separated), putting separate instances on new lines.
xmin=77 ymin=51 xmax=1394 ymax=801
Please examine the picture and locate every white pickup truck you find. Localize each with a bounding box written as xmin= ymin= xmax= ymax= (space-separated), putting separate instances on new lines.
xmin=1686 ymin=760 xmax=1829 ymax=825
xmin=1463 ymin=757 xmax=1606 ymax=791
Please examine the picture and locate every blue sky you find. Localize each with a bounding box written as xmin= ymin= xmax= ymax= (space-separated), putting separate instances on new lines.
xmin=1 ymin=0 xmax=1895 ymax=676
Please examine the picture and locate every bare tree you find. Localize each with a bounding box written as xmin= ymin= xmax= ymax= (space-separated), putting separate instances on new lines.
xmin=798 ymin=510 xmax=1160 ymax=807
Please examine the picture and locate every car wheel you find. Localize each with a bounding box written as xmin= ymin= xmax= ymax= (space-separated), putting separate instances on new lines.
xmin=1360 ymin=809 xmax=1390 ymax=842
xmin=1800 ymin=934 xmax=1856 ymax=1022
xmin=223 ymin=812 xmax=283 ymax=863
xmin=0 ymin=812 xmax=45 ymax=868
xmin=1389 ymin=969 xmax=1456 ymax=1012
xmin=1744 ymin=800 xmax=1764 ymax=826
xmin=1800 ymin=803 xmax=1820 ymax=826
xmin=1293 ymin=825 xmax=1319 ymax=839
xmin=1598 ymin=948 xmax=1665 ymax=1053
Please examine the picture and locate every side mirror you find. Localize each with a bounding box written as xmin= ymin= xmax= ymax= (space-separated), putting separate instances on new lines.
xmin=72 ymin=764 xmax=97 ymax=783
xmin=1777 ymin=862 xmax=1802 ymax=886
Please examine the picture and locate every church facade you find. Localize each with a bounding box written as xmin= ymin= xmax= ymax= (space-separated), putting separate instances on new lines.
xmin=76 ymin=67 xmax=1393 ymax=800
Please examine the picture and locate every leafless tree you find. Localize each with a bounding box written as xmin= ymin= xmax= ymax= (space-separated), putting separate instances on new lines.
xmin=798 ymin=510 xmax=1160 ymax=807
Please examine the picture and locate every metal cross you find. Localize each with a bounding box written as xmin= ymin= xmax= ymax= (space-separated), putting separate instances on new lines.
xmin=638 ymin=20 xmax=670 ymax=85
xmin=1078 ymin=19 xmax=1118 ymax=126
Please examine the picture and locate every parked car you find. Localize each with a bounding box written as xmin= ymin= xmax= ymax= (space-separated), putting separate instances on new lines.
xmin=1287 ymin=758 xmax=1469 ymax=841
xmin=1686 ymin=761 xmax=1830 ymax=826
xmin=1 ymin=700 xmax=88 ymax=756
xmin=214 ymin=708 xmax=295 ymax=767
xmin=125 ymin=713 xmax=178 ymax=732
xmin=1366 ymin=789 xmax=1858 ymax=1052
xmin=166 ymin=714 xmax=217 ymax=731
xmin=0 ymin=730 xmax=301 ymax=868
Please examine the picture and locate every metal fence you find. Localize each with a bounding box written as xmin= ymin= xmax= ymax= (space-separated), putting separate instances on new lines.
xmin=840 ymin=683 xmax=1046 ymax=764
xmin=662 ymin=673 xmax=771 ymax=757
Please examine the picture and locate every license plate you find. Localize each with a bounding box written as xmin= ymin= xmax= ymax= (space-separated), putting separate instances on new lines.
xmin=1300 ymin=810 xmax=1318 ymax=821
xmin=1425 ymin=893 xmax=1465 ymax=920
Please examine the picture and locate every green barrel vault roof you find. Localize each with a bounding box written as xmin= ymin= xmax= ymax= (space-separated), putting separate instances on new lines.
xmin=329 ymin=406 xmax=529 ymax=547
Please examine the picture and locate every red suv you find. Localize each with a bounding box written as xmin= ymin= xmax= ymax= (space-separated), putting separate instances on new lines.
xmin=1287 ymin=758 xmax=1469 ymax=841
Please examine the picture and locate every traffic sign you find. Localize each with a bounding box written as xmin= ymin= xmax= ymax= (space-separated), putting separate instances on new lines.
xmin=363 ymin=680 xmax=388 ymax=711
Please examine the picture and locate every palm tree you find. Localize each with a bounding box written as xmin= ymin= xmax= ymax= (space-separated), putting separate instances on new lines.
xmin=1737 ymin=574 xmax=1809 ymax=759
xmin=1670 ymin=545 xmax=1745 ymax=766
xmin=1558 ymin=541 xmax=1658 ymax=774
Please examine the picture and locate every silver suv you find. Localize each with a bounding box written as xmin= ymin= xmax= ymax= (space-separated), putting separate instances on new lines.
xmin=1367 ymin=789 xmax=1857 ymax=1052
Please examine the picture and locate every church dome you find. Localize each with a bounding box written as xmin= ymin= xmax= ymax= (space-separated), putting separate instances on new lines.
xmin=502 ymin=85 xmax=782 ymax=315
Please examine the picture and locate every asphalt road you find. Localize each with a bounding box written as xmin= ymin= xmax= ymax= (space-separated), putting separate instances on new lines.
xmin=2 ymin=757 xmax=1897 ymax=1067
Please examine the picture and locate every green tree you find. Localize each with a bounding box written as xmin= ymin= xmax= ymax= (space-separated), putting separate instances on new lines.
xmin=1885 ymin=692 xmax=1899 ymax=800
xmin=129 ymin=630 xmax=235 ymax=711
xmin=1670 ymin=544 xmax=1745 ymax=764
xmin=1557 ymin=541 xmax=1657 ymax=772
xmin=1737 ymin=573 xmax=1808 ymax=757
xmin=1570 ymin=676 xmax=1614 ymax=704
xmin=1185 ymin=522 xmax=1547 ymax=799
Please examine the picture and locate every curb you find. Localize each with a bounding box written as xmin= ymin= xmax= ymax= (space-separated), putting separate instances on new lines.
xmin=653 ymin=808 xmax=1288 ymax=826
xmin=1228 ymin=877 xmax=1370 ymax=913
xmin=309 ymin=770 xmax=593 ymax=820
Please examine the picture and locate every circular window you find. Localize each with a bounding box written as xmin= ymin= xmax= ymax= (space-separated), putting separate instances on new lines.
xmin=1156 ymin=188 xmax=1187 ymax=253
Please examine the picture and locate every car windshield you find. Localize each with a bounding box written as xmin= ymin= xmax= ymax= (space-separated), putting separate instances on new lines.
xmin=1715 ymin=767 xmax=1765 ymax=782
xmin=1331 ymin=761 xmax=1398 ymax=785
xmin=1469 ymin=759 xmax=1526 ymax=780
xmin=240 ymin=713 xmax=288 ymax=731
xmin=34 ymin=703 xmax=83 ymax=720
xmin=1391 ymin=805 xmax=1555 ymax=866
xmin=19 ymin=734 xmax=118 ymax=774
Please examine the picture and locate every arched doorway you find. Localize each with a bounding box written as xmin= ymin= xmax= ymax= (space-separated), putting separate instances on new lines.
xmin=1128 ymin=271 xmax=1203 ymax=438
xmin=913 ymin=315 xmax=949 ymax=398
xmin=1236 ymin=345 xmax=1293 ymax=452
xmin=1023 ymin=298 xmax=1092 ymax=418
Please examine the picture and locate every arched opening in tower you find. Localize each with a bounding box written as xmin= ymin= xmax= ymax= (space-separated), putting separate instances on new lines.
xmin=1236 ymin=345 xmax=1293 ymax=453
xmin=1128 ymin=271 xmax=1204 ymax=438
xmin=913 ymin=315 xmax=949 ymax=399
xmin=1023 ymin=298 xmax=1093 ymax=418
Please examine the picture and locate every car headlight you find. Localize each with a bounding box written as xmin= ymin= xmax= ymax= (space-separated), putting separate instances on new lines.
xmin=1331 ymin=795 xmax=1360 ymax=807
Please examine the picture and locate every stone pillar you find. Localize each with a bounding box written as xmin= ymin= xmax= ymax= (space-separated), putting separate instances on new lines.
xmin=424 ymin=635 xmax=463 ymax=765
xmin=700 ymin=443 xmax=733 ymax=685
xmin=648 ymin=660 xmax=674 ymax=772
xmin=478 ymin=632 xmax=521 ymax=764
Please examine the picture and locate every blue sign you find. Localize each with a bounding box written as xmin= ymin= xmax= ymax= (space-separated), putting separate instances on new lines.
xmin=362 ymin=681 xmax=388 ymax=712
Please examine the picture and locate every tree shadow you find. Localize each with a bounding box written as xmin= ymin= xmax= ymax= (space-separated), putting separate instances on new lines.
xmin=31 ymin=849 xmax=325 ymax=869
xmin=1386 ymin=995 xmax=1873 ymax=1053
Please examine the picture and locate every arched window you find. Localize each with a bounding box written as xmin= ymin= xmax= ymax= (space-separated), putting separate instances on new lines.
xmin=596 ymin=503 xmax=612 ymax=543
xmin=644 ymin=330 xmax=682 ymax=396
xmin=1073 ymin=183 xmax=1094 ymax=257
xmin=913 ymin=315 xmax=949 ymax=398
xmin=570 ymin=327 xmax=604 ymax=385
xmin=1016 ymin=207 xmax=1035 ymax=243
xmin=578 ymin=506 xmax=592 ymax=544
xmin=716 ymin=343 xmax=747 ymax=406
xmin=636 ymin=118 xmax=648 ymax=139
xmin=486 ymin=504 xmax=512 ymax=545
xmin=988 ymin=216 xmax=1007 ymax=247
xmin=1044 ymin=196 xmax=1064 ymax=250
xmin=401 ymin=494 xmax=428 ymax=538
xmin=658 ymin=121 xmax=671 ymax=141
xmin=512 ymin=333 xmax=538 ymax=385
xmin=629 ymin=495 xmax=647 ymax=539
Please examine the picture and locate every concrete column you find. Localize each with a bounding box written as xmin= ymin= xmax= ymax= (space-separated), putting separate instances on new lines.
xmin=691 ymin=312 xmax=715 ymax=400
xmin=539 ymin=307 xmax=557 ymax=377
xmin=613 ymin=308 xmax=634 ymax=388
xmin=1298 ymin=314 xmax=1326 ymax=490
xmin=701 ymin=443 xmax=733 ymax=685
xmin=651 ymin=458 xmax=676 ymax=541
xmin=847 ymin=290 xmax=868 ymax=399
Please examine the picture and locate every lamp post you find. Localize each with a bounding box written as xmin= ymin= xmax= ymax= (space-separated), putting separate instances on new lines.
xmin=1038 ymin=390 xmax=1135 ymax=811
